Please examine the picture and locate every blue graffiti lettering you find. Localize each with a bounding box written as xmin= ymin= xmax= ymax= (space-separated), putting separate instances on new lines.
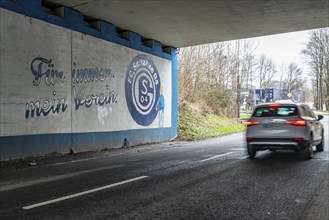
xmin=31 ymin=57 xmax=65 ymax=86
xmin=72 ymin=68 xmax=111 ymax=84
xmin=25 ymin=98 xmax=67 ymax=118
xmin=73 ymin=85 xmax=117 ymax=110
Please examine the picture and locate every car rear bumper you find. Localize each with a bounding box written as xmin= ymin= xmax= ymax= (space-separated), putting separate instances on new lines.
xmin=247 ymin=139 xmax=308 ymax=151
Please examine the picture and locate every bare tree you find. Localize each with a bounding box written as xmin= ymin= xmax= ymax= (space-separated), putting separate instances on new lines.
xmin=178 ymin=39 xmax=257 ymax=117
xmin=302 ymin=28 xmax=329 ymax=110
xmin=255 ymin=54 xmax=276 ymax=102
xmin=286 ymin=63 xmax=305 ymax=92
xmin=279 ymin=63 xmax=305 ymax=92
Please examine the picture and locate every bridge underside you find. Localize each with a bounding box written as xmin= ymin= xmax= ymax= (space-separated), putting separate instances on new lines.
xmin=45 ymin=0 xmax=329 ymax=47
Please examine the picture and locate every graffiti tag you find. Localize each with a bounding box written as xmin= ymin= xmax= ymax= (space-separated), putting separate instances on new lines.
xmin=72 ymin=68 xmax=111 ymax=84
xmin=25 ymin=98 xmax=67 ymax=118
xmin=73 ymin=85 xmax=117 ymax=110
xmin=26 ymin=56 xmax=118 ymax=121
xmin=31 ymin=57 xmax=65 ymax=86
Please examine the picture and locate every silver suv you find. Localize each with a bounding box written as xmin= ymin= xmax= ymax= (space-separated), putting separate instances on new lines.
xmin=245 ymin=103 xmax=324 ymax=159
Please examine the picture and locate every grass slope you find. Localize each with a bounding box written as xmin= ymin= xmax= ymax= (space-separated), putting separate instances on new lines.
xmin=177 ymin=107 xmax=246 ymax=141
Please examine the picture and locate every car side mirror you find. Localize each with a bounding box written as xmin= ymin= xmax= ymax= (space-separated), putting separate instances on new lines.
xmin=317 ymin=115 xmax=324 ymax=121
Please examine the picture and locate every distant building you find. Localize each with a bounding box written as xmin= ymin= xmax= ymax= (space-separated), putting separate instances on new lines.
xmin=254 ymin=88 xmax=304 ymax=104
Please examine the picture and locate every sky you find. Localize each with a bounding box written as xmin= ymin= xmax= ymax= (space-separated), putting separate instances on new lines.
xmin=252 ymin=30 xmax=311 ymax=70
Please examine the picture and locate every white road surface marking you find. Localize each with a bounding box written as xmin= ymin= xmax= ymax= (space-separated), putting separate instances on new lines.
xmin=22 ymin=175 xmax=149 ymax=210
xmin=231 ymin=148 xmax=245 ymax=151
xmin=199 ymin=152 xmax=235 ymax=162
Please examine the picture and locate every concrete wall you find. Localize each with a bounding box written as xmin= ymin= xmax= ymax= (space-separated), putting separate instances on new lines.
xmin=0 ymin=0 xmax=177 ymax=160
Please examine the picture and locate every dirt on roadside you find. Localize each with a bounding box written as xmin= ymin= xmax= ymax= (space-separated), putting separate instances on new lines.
xmin=0 ymin=141 xmax=180 ymax=173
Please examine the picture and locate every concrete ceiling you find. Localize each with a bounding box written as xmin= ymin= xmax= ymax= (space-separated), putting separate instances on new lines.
xmin=45 ymin=0 xmax=329 ymax=48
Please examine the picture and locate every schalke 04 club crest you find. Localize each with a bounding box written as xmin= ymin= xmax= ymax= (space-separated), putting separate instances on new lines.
xmin=125 ymin=54 xmax=161 ymax=126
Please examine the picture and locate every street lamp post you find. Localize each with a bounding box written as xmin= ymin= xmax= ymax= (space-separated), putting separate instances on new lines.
xmin=237 ymin=75 xmax=240 ymax=121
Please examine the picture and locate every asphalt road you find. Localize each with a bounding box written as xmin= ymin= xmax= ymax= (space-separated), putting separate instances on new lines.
xmin=0 ymin=116 xmax=328 ymax=220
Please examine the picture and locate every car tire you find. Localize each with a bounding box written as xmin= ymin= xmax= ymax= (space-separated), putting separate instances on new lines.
xmin=316 ymin=131 xmax=324 ymax=152
xmin=247 ymin=144 xmax=256 ymax=158
xmin=303 ymin=141 xmax=314 ymax=160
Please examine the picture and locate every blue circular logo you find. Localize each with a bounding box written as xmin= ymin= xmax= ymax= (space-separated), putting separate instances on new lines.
xmin=125 ymin=55 xmax=161 ymax=126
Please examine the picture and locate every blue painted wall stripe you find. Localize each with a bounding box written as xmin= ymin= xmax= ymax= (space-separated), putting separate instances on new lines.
xmin=0 ymin=128 xmax=173 ymax=159
xmin=171 ymin=48 xmax=178 ymax=138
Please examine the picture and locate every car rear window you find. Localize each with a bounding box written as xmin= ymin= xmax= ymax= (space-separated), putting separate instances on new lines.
xmin=253 ymin=106 xmax=298 ymax=117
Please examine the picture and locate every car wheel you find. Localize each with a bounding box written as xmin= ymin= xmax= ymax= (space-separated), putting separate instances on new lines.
xmin=247 ymin=144 xmax=256 ymax=158
xmin=316 ymin=131 xmax=324 ymax=152
xmin=303 ymin=141 xmax=314 ymax=160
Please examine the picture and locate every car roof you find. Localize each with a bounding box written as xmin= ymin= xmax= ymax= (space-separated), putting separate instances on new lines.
xmin=256 ymin=102 xmax=305 ymax=107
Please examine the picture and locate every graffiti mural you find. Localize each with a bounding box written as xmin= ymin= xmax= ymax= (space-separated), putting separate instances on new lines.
xmin=71 ymin=60 xmax=118 ymax=125
xmin=72 ymin=64 xmax=118 ymax=112
xmin=25 ymin=57 xmax=68 ymax=119
xmin=156 ymin=86 xmax=165 ymax=127
xmin=25 ymin=56 xmax=118 ymax=120
xmin=0 ymin=9 xmax=172 ymax=137
xmin=23 ymin=51 xmax=170 ymax=129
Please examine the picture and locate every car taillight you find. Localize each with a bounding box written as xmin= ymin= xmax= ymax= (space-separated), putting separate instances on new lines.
xmin=293 ymin=138 xmax=304 ymax=141
xmin=287 ymin=119 xmax=307 ymax=126
xmin=246 ymin=137 xmax=253 ymax=141
xmin=267 ymin=103 xmax=281 ymax=108
xmin=243 ymin=120 xmax=260 ymax=127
